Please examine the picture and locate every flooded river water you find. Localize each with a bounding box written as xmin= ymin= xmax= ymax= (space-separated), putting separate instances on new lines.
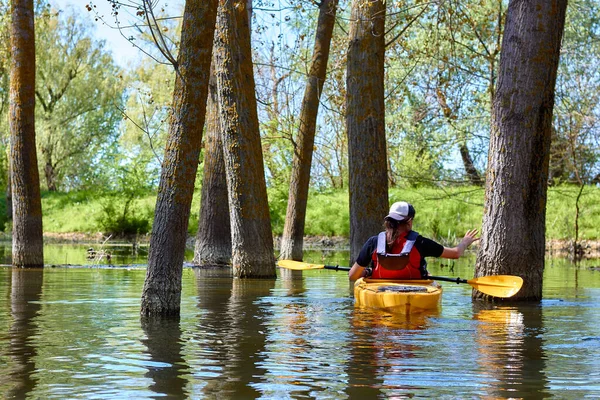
xmin=0 ymin=242 xmax=599 ymax=398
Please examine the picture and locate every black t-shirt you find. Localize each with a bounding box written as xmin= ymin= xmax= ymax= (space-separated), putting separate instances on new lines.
xmin=355 ymin=233 xmax=444 ymax=267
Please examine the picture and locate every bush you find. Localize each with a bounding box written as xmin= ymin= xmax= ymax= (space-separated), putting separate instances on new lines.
xmin=96 ymin=195 xmax=152 ymax=236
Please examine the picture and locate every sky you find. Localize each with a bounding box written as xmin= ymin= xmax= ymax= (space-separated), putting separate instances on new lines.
xmin=49 ymin=0 xmax=183 ymax=68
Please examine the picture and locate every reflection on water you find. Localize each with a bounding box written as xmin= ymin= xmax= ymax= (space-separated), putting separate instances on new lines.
xmin=0 ymin=249 xmax=598 ymax=398
xmin=1 ymin=269 xmax=44 ymax=398
xmin=473 ymin=302 xmax=549 ymax=399
xmin=193 ymin=267 xmax=275 ymax=398
xmin=141 ymin=316 xmax=189 ymax=398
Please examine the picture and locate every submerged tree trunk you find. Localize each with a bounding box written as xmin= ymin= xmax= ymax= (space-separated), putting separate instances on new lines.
xmin=475 ymin=0 xmax=567 ymax=301
xmin=279 ymin=0 xmax=338 ymax=261
xmin=194 ymin=66 xmax=231 ymax=267
xmin=213 ymin=0 xmax=275 ymax=277
xmin=141 ymin=0 xmax=218 ymax=316
xmin=346 ymin=0 xmax=388 ymax=263
xmin=10 ymin=0 xmax=43 ymax=268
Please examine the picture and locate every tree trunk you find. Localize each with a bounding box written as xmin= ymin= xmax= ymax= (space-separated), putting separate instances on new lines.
xmin=44 ymin=161 xmax=57 ymax=191
xmin=9 ymin=0 xmax=43 ymax=268
xmin=194 ymin=66 xmax=231 ymax=267
xmin=475 ymin=0 xmax=567 ymax=301
xmin=459 ymin=143 xmax=483 ymax=186
xmin=346 ymin=0 xmax=388 ymax=263
xmin=213 ymin=0 xmax=275 ymax=278
xmin=6 ymin=167 xmax=12 ymax=221
xmin=141 ymin=0 xmax=218 ymax=317
xmin=279 ymin=0 xmax=338 ymax=261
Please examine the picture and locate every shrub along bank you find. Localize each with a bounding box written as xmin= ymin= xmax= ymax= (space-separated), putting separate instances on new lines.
xmin=0 ymin=185 xmax=597 ymax=244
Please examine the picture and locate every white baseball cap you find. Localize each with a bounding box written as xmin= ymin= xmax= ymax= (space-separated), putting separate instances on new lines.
xmin=386 ymin=201 xmax=415 ymax=221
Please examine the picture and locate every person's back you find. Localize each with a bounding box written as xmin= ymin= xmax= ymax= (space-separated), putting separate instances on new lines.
xmin=348 ymin=201 xmax=479 ymax=281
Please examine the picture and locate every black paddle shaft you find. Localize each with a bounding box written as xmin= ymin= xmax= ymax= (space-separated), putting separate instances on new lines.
xmin=323 ymin=265 xmax=469 ymax=285
xmin=324 ymin=265 xmax=351 ymax=272
xmin=428 ymin=276 xmax=468 ymax=284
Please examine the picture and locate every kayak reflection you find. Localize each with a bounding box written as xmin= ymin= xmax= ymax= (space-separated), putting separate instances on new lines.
xmin=345 ymin=306 xmax=437 ymax=398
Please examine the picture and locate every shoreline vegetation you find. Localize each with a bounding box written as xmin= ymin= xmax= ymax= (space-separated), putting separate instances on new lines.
xmin=0 ymin=184 xmax=598 ymax=259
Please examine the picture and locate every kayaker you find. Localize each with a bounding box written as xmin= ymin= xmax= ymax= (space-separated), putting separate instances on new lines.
xmin=348 ymin=201 xmax=479 ymax=281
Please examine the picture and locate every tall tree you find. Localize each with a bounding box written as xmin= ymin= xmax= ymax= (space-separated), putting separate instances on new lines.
xmin=346 ymin=0 xmax=388 ymax=262
xmin=279 ymin=0 xmax=338 ymax=261
xmin=194 ymin=65 xmax=231 ymax=267
xmin=141 ymin=0 xmax=218 ymax=316
xmin=9 ymin=0 xmax=43 ymax=268
xmin=35 ymin=10 xmax=123 ymax=191
xmin=213 ymin=0 xmax=275 ymax=278
xmin=475 ymin=0 xmax=568 ymax=301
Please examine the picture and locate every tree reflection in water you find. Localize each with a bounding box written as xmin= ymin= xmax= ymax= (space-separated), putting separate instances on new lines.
xmin=193 ymin=267 xmax=275 ymax=398
xmin=3 ymin=268 xmax=44 ymax=398
xmin=473 ymin=302 xmax=549 ymax=399
xmin=140 ymin=315 xmax=189 ymax=397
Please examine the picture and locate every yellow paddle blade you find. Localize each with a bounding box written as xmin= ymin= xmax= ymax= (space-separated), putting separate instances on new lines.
xmin=277 ymin=260 xmax=325 ymax=270
xmin=467 ymin=275 xmax=524 ymax=298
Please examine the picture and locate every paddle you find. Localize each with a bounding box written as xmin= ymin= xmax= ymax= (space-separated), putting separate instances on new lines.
xmin=277 ymin=259 xmax=523 ymax=298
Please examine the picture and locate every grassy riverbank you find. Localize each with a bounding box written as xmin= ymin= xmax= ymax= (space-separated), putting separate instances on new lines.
xmin=0 ymin=185 xmax=598 ymax=244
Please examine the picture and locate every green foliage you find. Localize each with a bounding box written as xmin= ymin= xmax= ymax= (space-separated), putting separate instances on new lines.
xmin=95 ymin=194 xmax=152 ymax=236
xmin=267 ymin=184 xmax=291 ymax=236
xmin=546 ymin=185 xmax=600 ymax=240
xmin=3 ymin=184 xmax=594 ymax=243
xmin=119 ymin=59 xmax=175 ymax=187
xmin=34 ymin=7 xmax=126 ymax=191
xmin=0 ymin=194 xmax=7 ymax=232
xmin=304 ymin=190 xmax=350 ymax=237
xmin=41 ymin=190 xmax=155 ymax=234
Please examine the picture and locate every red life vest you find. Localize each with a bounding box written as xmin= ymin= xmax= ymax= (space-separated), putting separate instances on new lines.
xmin=370 ymin=231 xmax=423 ymax=279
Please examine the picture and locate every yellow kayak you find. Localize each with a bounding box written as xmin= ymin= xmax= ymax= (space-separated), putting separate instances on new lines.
xmin=354 ymin=278 xmax=442 ymax=314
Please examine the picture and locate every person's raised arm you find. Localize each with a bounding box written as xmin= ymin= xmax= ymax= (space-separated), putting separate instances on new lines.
xmin=441 ymin=229 xmax=479 ymax=259
xmin=348 ymin=262 xmax=367 ymax=281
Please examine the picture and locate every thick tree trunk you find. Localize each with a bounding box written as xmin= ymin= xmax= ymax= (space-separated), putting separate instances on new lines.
xmin=279 ymin=0 xmax=338 ymax=261
xmin=194 ymin=67 xmax=231 ymax=266
xmin=213 ymin=0 xmax=275 ymax=278
xmin=9 ymin=0 xmax=43 ymax=268
xmin=6 ymin=168 xmax=12 ymax=221
xmin=346 ymin=0 xmax=388 ymax=263
xmin=141 ymin=0 xmax=218 ymax=316
xmin=475 ymin=0 xmax=567 ymax=301
xmin=459 ymin=143 xmax=483 ymax=186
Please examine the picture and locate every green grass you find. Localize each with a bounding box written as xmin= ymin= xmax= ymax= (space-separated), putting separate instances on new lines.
xmin=302 ymin=185 xmax=600 ymax=242
xmin=1 ymin=184 xmax=598 ymax=242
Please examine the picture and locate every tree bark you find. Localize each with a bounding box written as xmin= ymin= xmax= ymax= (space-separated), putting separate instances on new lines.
xmin=194 ymin=65 xmax=231 ymax=267
xmin=214 ymin=0 xmax=275 ymax=278
xmin=279 ymin=0 xmax=338 ymax=261
xmin=141 ymin=0 xmax=218 ymax=316
xmin=475 ymin=0 xmax=567 ymax=301
xmin=346 ymin=0 xmax=388 ymax=263
xmin=9 ymin=0 xmax=44 ymax=268
xmin=6 ymin=167 xmax=12 ymax=221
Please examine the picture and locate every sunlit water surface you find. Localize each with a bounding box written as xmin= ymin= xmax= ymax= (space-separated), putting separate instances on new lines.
xmin=0 ymin=242 xmax=599 ymax=399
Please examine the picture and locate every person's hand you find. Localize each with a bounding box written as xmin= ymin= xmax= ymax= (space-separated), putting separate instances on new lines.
xmin=460 ymin=229 xmax=479 ymax=248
